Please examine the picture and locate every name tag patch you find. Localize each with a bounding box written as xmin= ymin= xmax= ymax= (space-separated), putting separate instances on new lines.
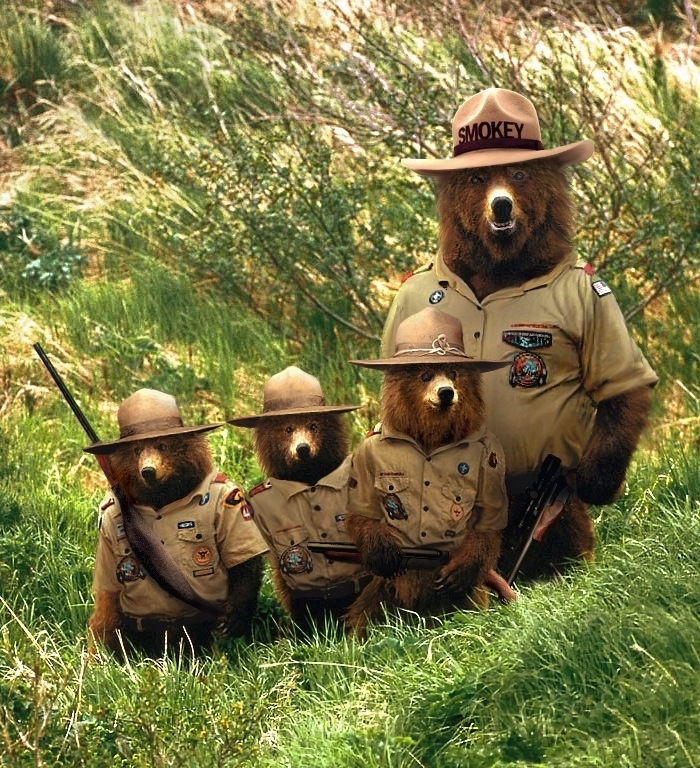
xmin=592 ymin=280 xmax=612 ymax=297
xmin=178 ymin=520 xmax=196 ymax=529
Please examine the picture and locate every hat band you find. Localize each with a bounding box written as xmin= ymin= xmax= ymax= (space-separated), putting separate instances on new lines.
xmin=394 ymin=334 xmax=466 ymax=358
xmin=120 ymin=416 xmax=184 ymax=438
xmin=453 ymin=136 xmax=544 ymax=157
xmin=263 ymin=394 xmax=326 ymax=413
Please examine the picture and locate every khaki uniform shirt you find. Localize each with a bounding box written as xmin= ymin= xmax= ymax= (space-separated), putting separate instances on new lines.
xmin=92 ymin=470 xmax=269 ymax=621
xmin=347 ymin=423 xmax=508 ymax=551
xmin=248 ymin=456 xmax=368 ymax=592
xmin=382 ymin=254 xmax=658 ymax=494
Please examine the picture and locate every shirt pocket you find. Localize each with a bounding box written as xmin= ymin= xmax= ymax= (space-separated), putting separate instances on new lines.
xmin=176 ymin=522 xmax=221 ymax=576
xmin=271 ymin=526 xmax=313 ymax=576
xmin=374 ymin=474 xmax=410 ymax=521
xmin=441 ymin=481 xmax=476 ymax=530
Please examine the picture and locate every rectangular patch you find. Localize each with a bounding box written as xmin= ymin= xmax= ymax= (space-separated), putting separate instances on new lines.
xmin=379 ymin=471 xmax=406 ymax=477
xmin=115 ymin=521 xmax=126 ymax=540
xmin=177 ymin=520 xmax=196 ymax=529
xmin=240 ymin=503 xmax=253 ymax=521
xmin=192 ymin=567 xmax=215 ymax=577
xmin=502 ymin=330 xmax=552 ymax=350
xmin=592 ymin=280 xmax=612 ymax=297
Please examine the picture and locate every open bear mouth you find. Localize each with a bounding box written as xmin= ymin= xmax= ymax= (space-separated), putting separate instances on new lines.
xmin=489 ymin=219 xmax=516 ymax=235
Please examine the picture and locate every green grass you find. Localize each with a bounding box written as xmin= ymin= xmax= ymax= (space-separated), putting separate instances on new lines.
xmin=2 ymin=0 xmax=700 ymax=765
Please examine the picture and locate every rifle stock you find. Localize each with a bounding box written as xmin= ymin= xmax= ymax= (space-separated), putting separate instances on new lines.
xmin=308 ymin=541 xmax=449 ymax=571
xmin=506 ymin=454 xmax=572 ymax=585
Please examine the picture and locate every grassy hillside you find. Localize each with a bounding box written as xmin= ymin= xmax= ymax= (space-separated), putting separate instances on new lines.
xmin=1 ymin=0 xmax=700 ymax=765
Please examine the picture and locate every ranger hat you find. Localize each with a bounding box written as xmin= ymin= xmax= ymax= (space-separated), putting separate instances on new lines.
xmin=402 ymin=87 xmax=594 ymax=176
xmin=228 ymin=366 xmax=360 ymax=428
xmin=350 ymin=307 xmax=506 ymax=371
xmin=84 ymin=388 xmax=224 ymax=454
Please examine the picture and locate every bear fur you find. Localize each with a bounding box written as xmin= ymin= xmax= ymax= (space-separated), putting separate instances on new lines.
xmin=88 ymin=432 xmax=264 ymax=656
xmin=250 ymin=412 xmax=363 ymax=631
xmin=344 ymin=363 xmax=506 ymax=635
xmin=430 ymin=159 xmax=653 ymax=578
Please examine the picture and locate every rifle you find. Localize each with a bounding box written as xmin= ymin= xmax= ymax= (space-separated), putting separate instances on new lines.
xmin=33 ymin=342 xmax=220 ymax=616
xmin=307 ymin=541 xmax=450 ymax=570
xmin=506 ymin=454 xmax=572 ymax=586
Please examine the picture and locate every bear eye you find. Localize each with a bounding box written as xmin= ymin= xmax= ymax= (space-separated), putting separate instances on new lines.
xmin=421 ymin=370 xmax=434 ymax=382
xmin=134 ymin=446 xmax=142 ymax=456
xmin=470 ymin=174 xmax=484 ymax=184
xmin=310 ymin=423 xmax=318 ymax=433
xmin=447 ymin=370 xmax=457 ymax=381
xmin=285 ymin=426 xmax=293 ymax=434
xmin=157 ymin=442 xmax=168 ymax=452
xmin=511 ymin=169 xmax=526 ymax=181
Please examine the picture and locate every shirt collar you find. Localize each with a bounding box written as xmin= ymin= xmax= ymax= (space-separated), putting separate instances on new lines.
xmin=269 ymin=455 xmax=352 ymax=501
xmin=379 ymin=421 xmax=487 ymax=454
xmin=435 ymin=251 xmax=576 ymax=302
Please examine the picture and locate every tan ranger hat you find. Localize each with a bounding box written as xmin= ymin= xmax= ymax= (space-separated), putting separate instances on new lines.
xmin=84 ymin=388 xmax=224 ymax=454
xmin=351 ymin=307 xmax=507 ymax=371
xmin=402 ymin=87 xmax=594 ymax=176
xmin=228 ymin=366 xmax=360 ymax=428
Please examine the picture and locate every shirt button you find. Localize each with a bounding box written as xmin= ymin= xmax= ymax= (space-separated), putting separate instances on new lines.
xmin=424 ymin=480 xmax=430 ymax=486
xmin=156 ymin=515 xmax=162 ymax=520
xmin=423 ymin=506 xmax=429 ymax=512
xmin=388 ymin=485 xmax=394 ymax=491
xmin=421 ymin=531 xmax=427 ymax=537
xmin=474 ymin=331 xmax=481 ymax=339
xmin=314 ymin=505 xmax=322 ymax=511
xmin=455 ymin=496 xmax=461 ymax=502
xmin=321 ymin=532 xmax=328 ymax=538
xmin=196 ymin=533 xmax=203 ymax=539
xmin=310 ymin=487 xmax=317 ymax=492
xmin=426 ymin=457 xmax=432 ymax=462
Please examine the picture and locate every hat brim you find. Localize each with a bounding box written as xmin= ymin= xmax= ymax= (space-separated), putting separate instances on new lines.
xmin=350 ymin=355 xmax=508 ymax=372
xmin=84 ymin=423 xmax=224 ymax=454
xmin=228 ymin=405 xmax=361 ymax=429
xmin=402 ymin=139 xmax=594 ymax=176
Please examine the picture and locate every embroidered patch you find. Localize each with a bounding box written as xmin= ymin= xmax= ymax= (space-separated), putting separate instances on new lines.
xmin=115 ymin=521 xmax=126 ymax=540
xmin=379 ymin=470 xmax=405 ymax=477
xmin=592 ymin=279 xmax=612 ymax=297
xmin=444 ymin=529 xmax=457 ymax=538
xmin=457 ymin=462 xmax=470 ymax=475
xmin=193 ymin=547 xmax=213 ymax=566
xmin=225 ymin=487 xmax=244 ymax=507
xmin=249 ymin=480 xmax=272 ymax=497
xmin=193 ymin=567 xmax=215 ymax=577
xmin=335 ymin=514 xmax=346 ymax=523
xmin=116 ymin=555 xmax=146 ymax=584
xmin=489 ymin=452 xmax=498 ymax=468
xmin=450 ymin=503 xmax=465 ymax=521
xmin=428 ymin=289 xmax=445 ymax=305
xmin=199 ymin=492 xmax=210 ymax=506
xmin=280 ymin=545 xmax=313 ymax=575
xmin=382 ymin=493 xmax=408 ymax=520
xmin=240 ymin=503 xmax=254 ymax=521
xmin=509 ymin=352 xmax=547 ymax=388
xmin=502 ymin=330 xmax=552 ymax=350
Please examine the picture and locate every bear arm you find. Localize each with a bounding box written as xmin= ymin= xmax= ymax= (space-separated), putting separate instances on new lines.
xmin=88 ymin=590 xmax=122 ymax=655
xmin=576 ymin=386 xmax=653 ymax=505
xmin=220 ymin=555 xmax=264 ymax=640
xmin=435 ymin=529 xmax=501 ymax=595
xmin=345 ymin=512 xmax=404 ymax=579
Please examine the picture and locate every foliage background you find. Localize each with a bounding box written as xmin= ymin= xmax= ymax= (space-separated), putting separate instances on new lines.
xmin=1 ymin=0 xmax=700 ymax=765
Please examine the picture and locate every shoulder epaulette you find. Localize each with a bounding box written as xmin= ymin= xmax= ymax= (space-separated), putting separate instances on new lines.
xmin=366 ymin=421 xmax=383 ymax=438
xmin=401 ymin=261 xmax=434 ymax=283
xmin=213 ymin=472 xmax=228 ymax=484
xmin=575 ymin=258 xmax=595 ymax=276
xmin=249 ymin=480 xmax=272 ymax=497
xmin=100 ymin=497 xmax=115 ymax=511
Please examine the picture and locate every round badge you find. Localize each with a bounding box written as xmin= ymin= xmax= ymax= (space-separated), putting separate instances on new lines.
xmin=280 ymin=545 xmax=313 ymax=575
xmin=116 ymin=555 xmax=145 ymax=584
xmin=224 ymin=488 xmax=244 ymax=507
xmin=429 ymin=289 xmax=445 ymax=305
xmin=193 ymin=547 xmax=214 ymax=566
xmin=458 ymin=462 xmax=470 ymax=475
xmin=508 ymin=351 xmax=547 ymax=388
xmin=450 ymin=503 xmax=465 ymax=521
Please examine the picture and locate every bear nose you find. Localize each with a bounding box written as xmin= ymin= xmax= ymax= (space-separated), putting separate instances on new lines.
xmin=296 ymin=443 xmax=311 ymax=459
xmin=491 ymin=195 xmax=513 ymax=222
xmin=141 ymin=466 xmax=157 ymax=482
xmin=437 ymin=386 xmax=454 ymax=406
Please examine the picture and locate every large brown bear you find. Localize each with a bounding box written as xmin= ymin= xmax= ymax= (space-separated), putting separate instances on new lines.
xmin=383 ymin=88 xmax=658 ymax=581
xmin=86 ymin=389 xmax=267 ymax=658
xmin=344 ymin=307 xmax=511 ymax=635
xmin=229 ymin=366 xmax=370 ymax=634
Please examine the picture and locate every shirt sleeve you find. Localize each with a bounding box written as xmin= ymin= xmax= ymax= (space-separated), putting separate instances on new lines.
xmin=577 ymin=268 xmax=659 ymax=402
xmin=473 ymin=433 xmax=509 ymax=532
xmin=91 ymin=496 xmax=121 ymax=594
xmin=214 ymin=481 xmax=269 ymax=569
xmin=347 ymin=439 xmax=384 ymax=520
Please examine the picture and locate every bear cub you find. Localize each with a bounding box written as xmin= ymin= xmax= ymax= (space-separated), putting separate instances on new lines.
xmin=344 ymin=308 xmax=510 ymax=635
